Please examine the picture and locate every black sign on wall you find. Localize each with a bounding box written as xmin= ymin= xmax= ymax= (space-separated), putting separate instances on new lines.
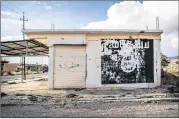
xmin=101 ymin=39 xmax=154 ymax=84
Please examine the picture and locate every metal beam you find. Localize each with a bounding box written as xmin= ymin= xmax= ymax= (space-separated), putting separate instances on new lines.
xmin=1 ymin=44 xmax=27 ymax=53
xmin=1 ymin=43 xmax=46 ymax=55
xmin=1 ymin=39 xmax=49 ymax=56
xmin=1 ymin=55 xmax=49 ymax=57
xmin=12 ymin=41 xmax=48 ymax=54
xmin=1 ymin=45 xmax=46 ymax=52
xmin=28 ymin=39 xmax=48 ymax=49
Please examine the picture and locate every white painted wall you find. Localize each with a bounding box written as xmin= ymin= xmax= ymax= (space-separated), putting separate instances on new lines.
xmin=148 ymin=39 xmax=161 ymax=88
xmin=48 ymin=46 xmax=54 ymax=89
xmin=86 ymin=41 xmax=101 ymax=88
xmin=47 ymin=34 xmax=85 ymax=46
xmin=156 ymin=39 xmax=161 ymax=86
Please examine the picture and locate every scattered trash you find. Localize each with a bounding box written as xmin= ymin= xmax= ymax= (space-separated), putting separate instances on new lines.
xmin=66 ymin=94 xmax=78 ymax=98
xmin=120 ymin=94 xmax=126 ymax=97
xmin=35 ymin=78 xmax=47 ymax=81
xmin=27 ymin=94 xmax=33 ymax=96
xmin=28 ymin=95 xmax=38 ymax=102
xmin=75 ymin=88 xmax=84 ymax=91
xmin=103 ymin=96 xmax=115 ymax=98
xmin=15 ymin=93 xmax=26 ymax=96
xmin=1 ymin=92 xmax=7 ymax=97
xmin=41 ymin=96 xmax=52 ymax=102
xmin=1 ymin=81 xmax=7 ymax=83
xmin=143 ymin=100 xmax=152 ymax=103
xmin=7 ymin=80 xmax=17 ymax=84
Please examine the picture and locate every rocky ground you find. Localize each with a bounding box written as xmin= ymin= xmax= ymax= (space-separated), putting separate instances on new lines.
xmin=1 ymin=71 xmax=179 ymax=117
xmin=1 ymin=101 xmax=178 ymax=118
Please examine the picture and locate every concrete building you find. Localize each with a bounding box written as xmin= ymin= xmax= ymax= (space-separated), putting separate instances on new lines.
xmin=24 ymin=29 xmax=163 ymax=89
xmin=0 ymin=58 xmax=9 ymax=76
xmin=3 ymin=63 xmax=43 ymax=73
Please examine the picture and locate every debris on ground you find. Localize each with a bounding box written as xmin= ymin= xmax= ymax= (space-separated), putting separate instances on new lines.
xmin=75 ymin=88 xmax=84 ymax=91
xmin=7 ymin=80 xmax=17 ymax=84
xmin=103 ymin=96 xmax=116 ymax=98
xmin=161 ymin=71 xmax=179 ymax=94
xmin=1 ymin=81 xmax=7 ymax=83
xmin=27 ymin=95 xmax=52 ymax=103
xmin=15 ymin=93 xmax=27 ymax=96
xmin=1 ymin=92 xmax=7 ymax=97
xmin=143 ymin=100 xmax=152 ymax=103
xmin=66 ymin=94 xmax=78 ymax=98
xmin=34 ymin=78 xmax=47 ymax=81
xmin=161 ymin=71 xmax=179 ymax=86
xmin=28 ymin=95 xmax=38 ymax=102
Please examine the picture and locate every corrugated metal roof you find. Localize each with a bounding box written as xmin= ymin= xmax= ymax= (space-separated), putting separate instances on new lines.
xmin=1 ymin=39 xmax=48 ymax=56
xmin=23 ymin=29 xmax=163 ymax=34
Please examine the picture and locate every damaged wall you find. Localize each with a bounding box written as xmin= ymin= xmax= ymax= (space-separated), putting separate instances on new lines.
xmin=86 ymin=36 xmax=161 ymax=89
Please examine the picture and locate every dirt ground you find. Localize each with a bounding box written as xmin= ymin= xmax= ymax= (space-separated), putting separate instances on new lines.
xmin=1 ymin=101 xmax=178 ymax=118
xmin=1 ymin=73 xmax=179 ymax=118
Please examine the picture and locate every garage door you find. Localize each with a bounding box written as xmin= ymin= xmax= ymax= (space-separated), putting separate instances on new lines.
xmin=54 ymin=45 xmax=86 ymax=88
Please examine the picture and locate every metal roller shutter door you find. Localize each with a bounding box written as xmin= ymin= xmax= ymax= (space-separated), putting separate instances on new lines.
xmin=54 ymin=45 xmax=86 ymax=88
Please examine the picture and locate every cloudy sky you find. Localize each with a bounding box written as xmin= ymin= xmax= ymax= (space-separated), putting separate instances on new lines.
xmin=1 ymin=1 xmax=178 ymax=65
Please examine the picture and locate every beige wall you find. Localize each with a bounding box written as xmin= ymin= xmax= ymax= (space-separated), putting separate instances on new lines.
xmin=3 ymin=63 xmax=43 ymax=72
xmin=26 ymin=32 xmax=161 ymax=45
xmin=86 ymin=33 xmax=161 ymax=41
xmin=3 ymin=63 xmax=18 ymax=72
xmin=26 ymin=33 xmax=86 ymax=45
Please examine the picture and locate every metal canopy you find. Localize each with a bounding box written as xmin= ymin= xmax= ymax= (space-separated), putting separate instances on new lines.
xmin=1 ymin=39 xmax=49 ymax=56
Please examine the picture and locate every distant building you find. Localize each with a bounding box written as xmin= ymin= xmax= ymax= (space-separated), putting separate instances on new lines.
xmin=0 ymin=58 xmax=9 ymax=75
xmin=3 ymin=63 xmax=43 ymax=73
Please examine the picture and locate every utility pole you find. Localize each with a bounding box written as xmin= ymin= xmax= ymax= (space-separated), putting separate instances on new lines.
xmin=51 ymin=24 xmax=55 ymax=30
xmin=20 ymin=12 xmax=28 ymax=82
xmin=146 ymin=26 xmax=148 ymax=30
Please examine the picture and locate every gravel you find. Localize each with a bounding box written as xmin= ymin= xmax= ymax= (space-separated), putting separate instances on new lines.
xmin=1 ymin=101 xmax=178 ymax=118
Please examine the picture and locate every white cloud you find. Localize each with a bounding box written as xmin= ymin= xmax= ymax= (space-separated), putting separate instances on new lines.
xmin=31 ymin=1 xmax=41 ymax=4
xmin=1 ymin=18 xmax=22 ymax=36
xmin=1 ymin=35 xmax=30 ymax=42
xmin=171 ymin=38 xmax=178 ymax=49
xmin=44 ymin=5 xmax=52 ymax=10
xmin=1 ymin=11 xmax=18 ymax=17
xmin=1 ymin=18 xmax=22 ymax=25
xmin=31 ymin=1 xmax=52 ymax=10
xmin=1 ymin=36 xmax=23 ymax=41
xmin=83 ymin=1 xmax=178 ymax=30
xmin=83 ymin=1 xmax=178 ymax=57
